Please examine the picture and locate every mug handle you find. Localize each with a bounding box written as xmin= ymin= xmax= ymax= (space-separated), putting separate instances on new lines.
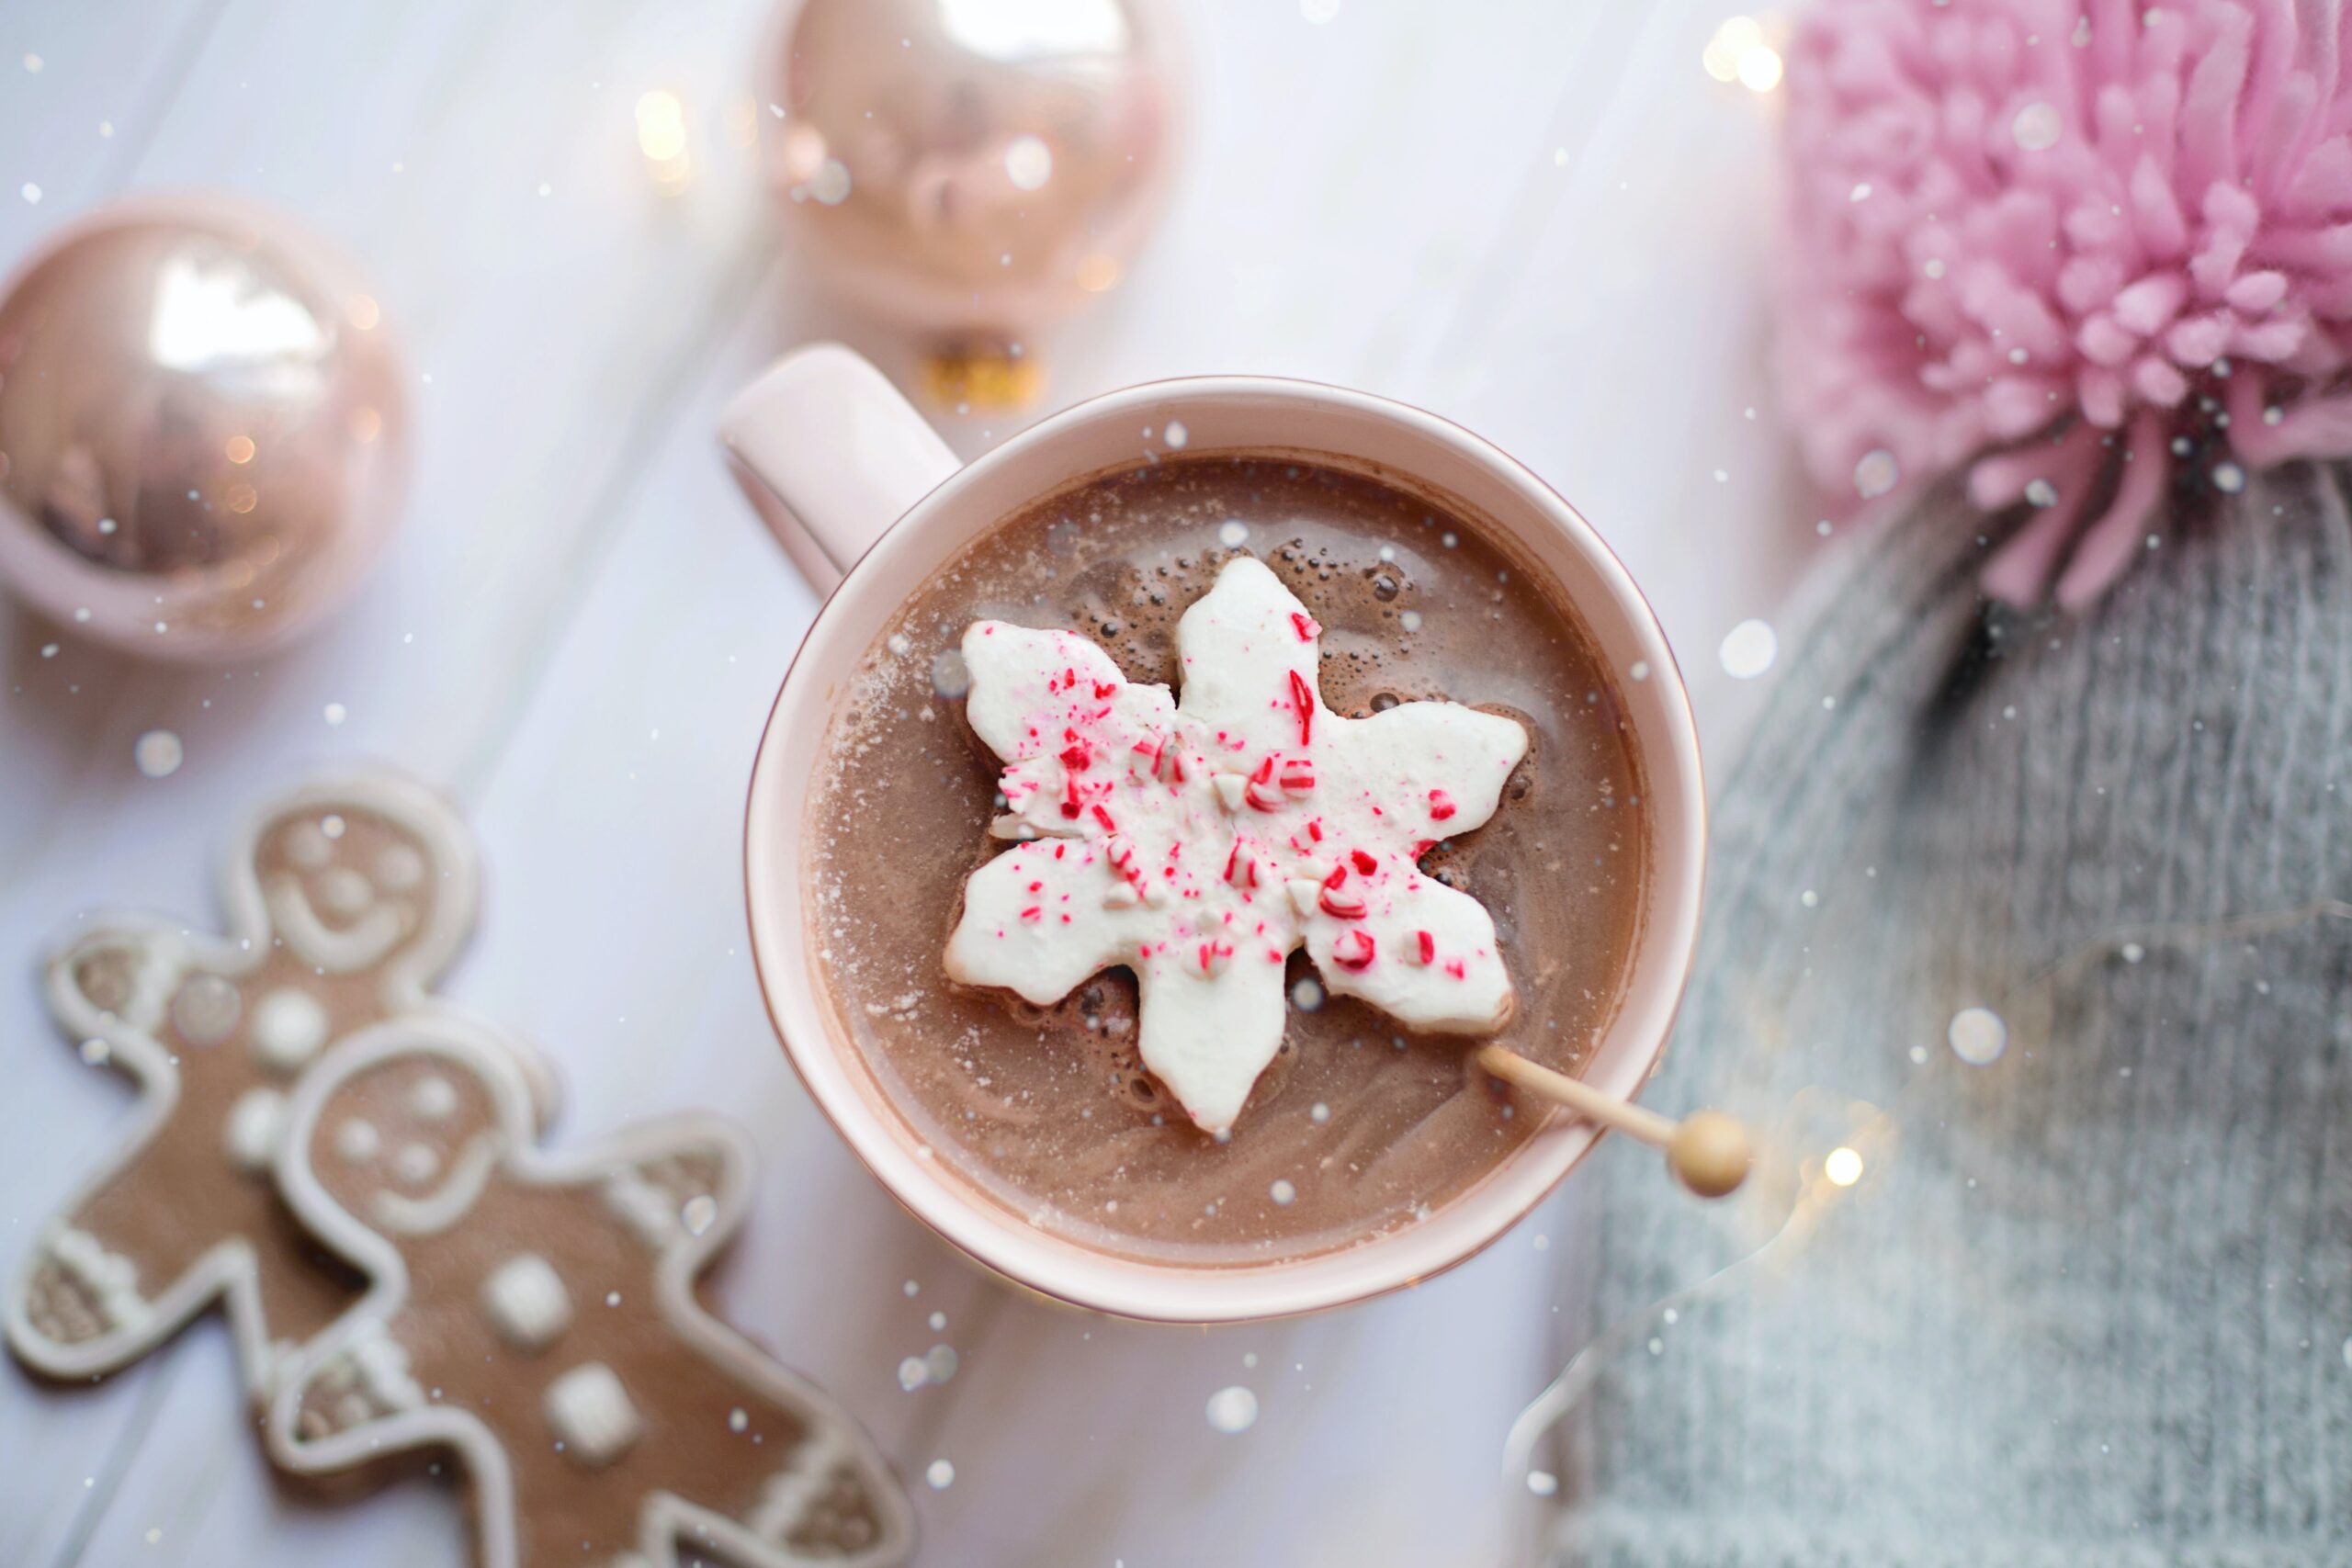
xmin=718 ymin=342 xmax=962 ymax=593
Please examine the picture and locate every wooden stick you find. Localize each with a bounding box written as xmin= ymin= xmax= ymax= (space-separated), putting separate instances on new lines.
xmin=1475 ymin=1043 xmax=1753 ymax=1199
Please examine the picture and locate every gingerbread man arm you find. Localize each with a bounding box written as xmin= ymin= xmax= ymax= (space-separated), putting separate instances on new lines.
xmin=6 ymin=920 xmax=271 ymax=1383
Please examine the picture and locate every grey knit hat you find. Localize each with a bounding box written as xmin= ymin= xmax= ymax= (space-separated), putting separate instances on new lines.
xmin=1550 ymin=465 xmax=2352 ymax=1565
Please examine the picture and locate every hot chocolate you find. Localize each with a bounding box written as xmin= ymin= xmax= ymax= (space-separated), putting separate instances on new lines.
xmin=806 ymin=454 xmax=1646 ymax=1266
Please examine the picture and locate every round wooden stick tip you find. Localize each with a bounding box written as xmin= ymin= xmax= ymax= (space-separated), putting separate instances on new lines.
xmin=1668 ymin=1110 xmax=1752 ymax=1199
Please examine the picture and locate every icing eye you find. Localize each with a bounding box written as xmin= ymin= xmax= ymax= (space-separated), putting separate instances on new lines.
xmin=408 ymin=1074 xmax=458 ymax=1122
xmin=392 ymin=1142 xmax=442 ymax=1186
xmin=316 ymin=867 xmax=375 ymax=918
xmin=334 ymin=1117 xmax=382 ymax=1165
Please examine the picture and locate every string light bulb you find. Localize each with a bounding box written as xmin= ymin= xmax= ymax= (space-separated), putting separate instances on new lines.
xmin=636 ymin=90 xmax=692 ymax=187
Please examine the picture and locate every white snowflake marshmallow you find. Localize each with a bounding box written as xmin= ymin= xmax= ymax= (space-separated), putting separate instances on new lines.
xmin=944 ymin=556 xmax=1529 ymax=1134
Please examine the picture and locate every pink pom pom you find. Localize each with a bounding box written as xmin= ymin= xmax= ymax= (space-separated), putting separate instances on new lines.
xmin=1780 ymin=0 xmax=2352 ymax=608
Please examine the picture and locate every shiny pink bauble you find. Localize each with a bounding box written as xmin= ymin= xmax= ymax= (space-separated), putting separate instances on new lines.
xmin=0 ymin=194 xmax=409 ymax=660
xmin=761 ymin=0 xmax=1181 ymax=341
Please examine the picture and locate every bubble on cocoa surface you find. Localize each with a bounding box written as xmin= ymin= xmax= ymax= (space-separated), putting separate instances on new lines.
xmin=931 ymin=649 xmax=972 ymax=699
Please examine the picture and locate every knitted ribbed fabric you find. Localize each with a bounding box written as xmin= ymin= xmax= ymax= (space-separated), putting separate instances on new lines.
xmin=1553 ymin=465 xmax=2352 ymax=1566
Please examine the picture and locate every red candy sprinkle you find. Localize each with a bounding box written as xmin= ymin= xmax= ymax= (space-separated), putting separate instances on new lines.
xmin=1351 ymin=849 xmax=1378 ymax=875
xmin=1444 ymin=958 xmax=1467 ymax=979
xmin=1416 ymin=930 xmax=1436 ymax=964
xmin=1290 ymin=611 xmax=1321 ymax=642
xmin=1287 ymin=670 xmax=1315 ymax=745
xmin=1428 ymin=788 xmax=1457 ymax=821
xmin=1332 ymin=930 xmax=1376 ymax=970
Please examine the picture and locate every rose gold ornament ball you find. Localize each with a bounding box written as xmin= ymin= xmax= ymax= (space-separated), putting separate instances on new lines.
xmin=0 ymin=194 xmax=409 ymax=660
xmin=761 ymin=0 xmax=1181 ymax=345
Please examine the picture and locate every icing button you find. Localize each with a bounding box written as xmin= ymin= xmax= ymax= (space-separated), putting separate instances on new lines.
xmin=481 ymin=1253 xmax=571 ymax=1352
xmin=248 ymin=987 xmax=330 ymax=1073
xmin=223 ymin=1088 xmax=288 ymax=1171
xmin=543 ymin=1361 xmax=642 ymax=1468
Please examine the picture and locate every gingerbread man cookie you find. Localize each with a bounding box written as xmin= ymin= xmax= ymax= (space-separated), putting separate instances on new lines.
xmin=6 ymin=770 xmax=555 ymax=1398
xmin=264 ymin=1016 xmax=914 ymax=1568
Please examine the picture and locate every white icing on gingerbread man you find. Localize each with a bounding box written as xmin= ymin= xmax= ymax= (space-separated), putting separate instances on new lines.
xmin=266 ymin=1018 xmax=913 ymax=1568
xmin=945 ymin=555 xmax=1529 ymax=1134
xmin=5 ymin=771 xmax=555 ymax=1399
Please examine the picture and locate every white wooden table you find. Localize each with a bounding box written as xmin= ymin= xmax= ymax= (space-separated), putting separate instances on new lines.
xmin=0 ymin=3 xmax=1815 ymax=1563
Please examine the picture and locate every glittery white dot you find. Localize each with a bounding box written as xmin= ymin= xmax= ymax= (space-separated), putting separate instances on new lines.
xmin=1854 ymin=448 xmax=1900 ymax=498
xmin=887 ymin=632 xmax=913 ymax=657
xmin=134 ymin=730 xmax=183 ymax=779
xmin=681 ymin=1193 xmax=718 ymax=1236
xmin=809 ymin=158 xmax=851 ymax=205
xmin=2024 ymin=479 xmax=2058 ymax=508
xmin=2011 ymin=101 xmax=2063 ymax=151
xmin=323 ymin=702 xmax=347 ymax=727
xmin=1269 ymin=1179 xmax=1296 ymax=1206
xmin=1205 ymin=1384 xmax=1259 ymax=1433
xmin=1629 ymin=660 xmax=1650 ymax=682
xmin=1399 ymin=610 xmax=1422 ymax=632
xmin=2213 ymin=461 xmax=2245 ymax=493
xmin=729 ymin=1406 xmax=749 ymax=1433
xmin=1526 ymin=1470 xmax=1559 ymax=1496
xmin=1217 ymin=519 xmax=1250 ymax=547
xmin=1948 ymin=1006 xmax=2008 ymax=1066
xmin=1164 ymin=420 xmax=1188 ymax=449
xmin=1310 ymin=1101 xmax=1330 ymax=1123
xmin=898 ymin=1356 xmax=929 ymax=1391
xmin=1301 ymin=0 xmax=1340 ymax=20
xmin=1718 ymin=619 xmax=1778 ymax=680
xmin=925 ymin=1459 xmax=956 ymax=1489
xmin=1290 ymin=976 xmax=1325 ymax=1012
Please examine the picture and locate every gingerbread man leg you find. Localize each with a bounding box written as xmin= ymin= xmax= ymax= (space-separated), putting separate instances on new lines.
xmin=266 ymin=1019 xmax=915 ymax=1568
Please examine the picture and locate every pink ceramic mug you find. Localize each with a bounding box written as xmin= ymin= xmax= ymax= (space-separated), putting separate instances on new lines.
xmin=720 ymin=344 xmax=1705 ymax=1322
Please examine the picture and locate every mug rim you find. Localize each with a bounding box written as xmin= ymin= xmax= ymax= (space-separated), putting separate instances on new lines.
xmin=743 ymin=371 xmax=1706 ymax=1322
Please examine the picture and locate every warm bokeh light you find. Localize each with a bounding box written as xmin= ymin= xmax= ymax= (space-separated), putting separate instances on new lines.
xmin=1825 ymin=1145 xmax=1863 ymax=1187
xmin=1075 ymin=253 xmax=1121 ymax=293
xmin=224 ymin=434 xmax=254 ymax=464
xmin=345 ymin=293 xmax=380 ymax=332
xmin=1704 ymin=16 xmax=1782 ymax=94
xmin=636 ymin=91 xmax=692 ymax=186
xmin=636 ymin=91 xmax=687 ymax=160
